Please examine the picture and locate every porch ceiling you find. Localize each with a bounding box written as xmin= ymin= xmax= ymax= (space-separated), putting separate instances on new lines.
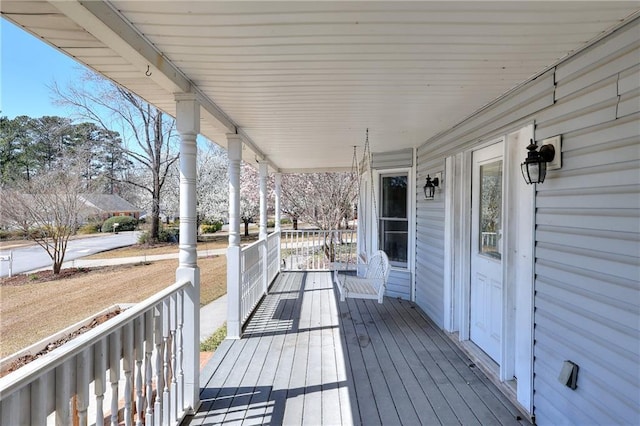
xmin=2 ymin=1 xmax=638 ymax=172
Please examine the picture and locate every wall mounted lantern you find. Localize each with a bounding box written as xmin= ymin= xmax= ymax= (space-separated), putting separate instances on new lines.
xmin=521 ymin=136 xmax=561 ymax=184
xmin=424 ymin=174 xmax=439 ymax=199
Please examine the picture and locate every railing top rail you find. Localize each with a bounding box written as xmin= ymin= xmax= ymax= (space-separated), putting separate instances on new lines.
xmin=0 ymin=279 xmax=191 ymax=397
xmin=242 ymin=230 xmax=280 ymax=253
xmin=242 ymin=238 xmax=266 ymax=253
xmin=282 ymin=229 xmax=354 ymax=234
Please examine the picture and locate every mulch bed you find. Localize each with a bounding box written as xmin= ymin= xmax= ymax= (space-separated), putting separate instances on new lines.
xmin=1 ymin=308 xmax=122 ymax=377
xmin=0 ymin=267 xmax=95 ymax=286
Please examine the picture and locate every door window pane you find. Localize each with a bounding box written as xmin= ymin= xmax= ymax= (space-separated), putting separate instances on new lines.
xmin=479 ymin=161 xmax=502 ymax=259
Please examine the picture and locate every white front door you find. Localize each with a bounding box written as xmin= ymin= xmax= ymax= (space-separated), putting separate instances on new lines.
xmin=470 ymin=142 xmax=504 ymax=363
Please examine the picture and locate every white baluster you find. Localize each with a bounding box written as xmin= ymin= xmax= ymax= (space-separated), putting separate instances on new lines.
xmin=109 ymin=329 xmax=122 ymax=426
xmin=123 ymin=322 xmax=134 ymax=426
xmin=170 ymin=293 xmax=178 ymax=421
xmin=154 ymin=304 xmax=164 ymax=426
xmin=163 ymin=298 xmax=171 ymax=425
xmin=94 ymin=338 xmax=107 ymax=426
xmin=134 ymin=316 xmax=145 ymax=426
xmin=76 ymin=349 xmax=91 ymax=426
xmin=144 ymin=310 xmax=154 ymax=425
xmin=176 ymin=289 xmax=185 ymax=413
xmin=56 ymin=359 xmax=75 ymax=425
xmin=30 ymin=374 xmax=48 ymax=424
xmin=1 ymin=391 xmax=22 ymax=425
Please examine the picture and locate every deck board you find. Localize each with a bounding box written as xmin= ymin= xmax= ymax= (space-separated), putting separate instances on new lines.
xmin=184 ymin=272 xmax=530 ymax=426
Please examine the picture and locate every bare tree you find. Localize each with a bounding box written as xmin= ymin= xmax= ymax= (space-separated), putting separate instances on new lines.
xmin=51 ymin=72 xmax=179 ymax=242
xmin=1 ymin=170 xmax=89 ymax=274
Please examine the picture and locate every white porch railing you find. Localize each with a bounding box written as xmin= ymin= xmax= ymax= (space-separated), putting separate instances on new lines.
xmin=0 ymin=279 xmax=192 ymax=426
xmin=240 ymin=231 xmax=281 ymax=326
xmin=267 ymin=231 xmax=280 ymax=284
xmin=281 ymin=229 xmax=358 ymax=271
xmin=240 ymin=239 xmax=265 ymax=325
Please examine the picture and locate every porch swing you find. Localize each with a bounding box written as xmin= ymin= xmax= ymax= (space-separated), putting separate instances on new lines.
xmin=334 ymin=129 xmax=390 ymax=304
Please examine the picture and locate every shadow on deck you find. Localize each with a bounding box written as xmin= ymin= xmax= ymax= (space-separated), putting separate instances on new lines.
xmin=183 ymin=272 xmax=530 ymax=425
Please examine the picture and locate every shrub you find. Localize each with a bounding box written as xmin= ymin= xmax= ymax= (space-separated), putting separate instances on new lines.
xmin=280 ymin=218 xmax=292 ymax=225
xmin=200 ymin=323 xmax=227 ymax=352
xmin=137 ymin=227 xmax=179 ymax=244
xmin=267 ymin=220 xmax=276 ymax=228
xmin=137 ymin=231 xmax=150 ymax=244
xmin=158 ymin=228 xmax=179 ymax=243
xmin=78 ymin=222 xmax=102 ymax=234
xmin=101 ymin=216 xmax=138 ymax=233
xmin=0 ymin=229 xmax=25 ymax=240
xmin=200 ymin=220 xmax=223 ymax=234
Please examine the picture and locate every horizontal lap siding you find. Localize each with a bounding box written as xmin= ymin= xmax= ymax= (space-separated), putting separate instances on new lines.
xmin=415 ymin=153 xmax=445 ymax=327
xmin=413 ymin=17 xmax=639 ymax=425
xmin=386 ymin=269 xmax=411 ymax=300
xmin=533 ymin=19 xmax=640 ymax=424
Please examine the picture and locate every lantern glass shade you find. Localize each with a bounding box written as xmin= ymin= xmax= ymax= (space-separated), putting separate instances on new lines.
xmin=521 ymin=140 xmax=554 ymax=184
xmin=521 ymin=160 xmax=547 ymax=184
xmin=423 ymin=175 xmax=438 ymax=199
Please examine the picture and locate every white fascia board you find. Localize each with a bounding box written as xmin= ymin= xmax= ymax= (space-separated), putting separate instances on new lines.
xmin=51 ymin=0 xmax=189 ymax=94
xmin=51 ymin=0 xmax=237 ymax=134
xmin=279 ymin=167 xmax=353 ymax=174
xmin=237 ymin=128 xmax=279 ymax=173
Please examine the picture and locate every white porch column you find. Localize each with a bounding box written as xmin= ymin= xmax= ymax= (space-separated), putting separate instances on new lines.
xmin=259 ymin=161 xmax=269 ymax=294
xmin=174 ymin=93 xmax=200 ymax=413
xmin=274 ymin=173 xmax=282 ymax=232
xmin=274 ymin=173 xmax=282 ymax=272
xmin=259 ymin=161 xmax=269 ymax=240
xmin=226 ymin=134 xmax=243 ymax=339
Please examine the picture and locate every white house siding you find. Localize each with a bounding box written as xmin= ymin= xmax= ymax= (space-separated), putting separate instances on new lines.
xmin=415 ymin=153 xmax=446 ymax=327
xmin=532 ymin=19 xmax=640 ymax=425
xmin=415 ymin=18 xmax=639 ymax=424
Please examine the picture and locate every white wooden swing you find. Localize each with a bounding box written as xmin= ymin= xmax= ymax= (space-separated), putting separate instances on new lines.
xmin=333 ymin=129 xmax=391 ymax=304
xmin=334 ymin=250 xmax=390 ymax=303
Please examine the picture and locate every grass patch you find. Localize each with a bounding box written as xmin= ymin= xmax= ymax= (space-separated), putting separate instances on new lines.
xmin=85 ymin=234 xmax=260 ymax=259
xmin=1 ymin=256 xmax=227 ymax=357
xmin=200 ymin=323 xmax=227 ymax=352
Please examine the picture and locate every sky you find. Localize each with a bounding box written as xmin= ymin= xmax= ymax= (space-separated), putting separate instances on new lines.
xmin=1 ymin=19 xmax=214 ymax=149
xmin=1 ymin=19 xmax=86 ymax=119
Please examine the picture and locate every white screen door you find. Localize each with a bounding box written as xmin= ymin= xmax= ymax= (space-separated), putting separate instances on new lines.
xmin=470 ymin=141 xmax=504 ymax=363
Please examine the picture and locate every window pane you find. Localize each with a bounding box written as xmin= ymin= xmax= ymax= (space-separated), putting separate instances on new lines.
xmin=379 ymin=219 xmax=408 ymax=266
xmin=381 ymin=175 xmax=407 ymax=218
xmin=479 ymin=160 xmax=502 ymax=259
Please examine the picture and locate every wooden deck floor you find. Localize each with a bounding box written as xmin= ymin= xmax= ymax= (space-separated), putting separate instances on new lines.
xmin=184 ymin=272 xmax=529 ymax=425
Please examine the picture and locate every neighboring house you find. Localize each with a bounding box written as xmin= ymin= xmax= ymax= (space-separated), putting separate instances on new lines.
xmin=79 ymin=193 xmax=141 ymax=220
xmin=1 ymin=3 xmax=637 ymax=425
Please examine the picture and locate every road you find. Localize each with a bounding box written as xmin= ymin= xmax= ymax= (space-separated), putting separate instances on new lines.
xmin=0 ymin=231 xmax=140 ymax=277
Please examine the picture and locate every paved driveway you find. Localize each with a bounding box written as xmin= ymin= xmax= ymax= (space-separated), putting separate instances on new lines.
xmin=0 ymin=231 xmax=140 ymax=277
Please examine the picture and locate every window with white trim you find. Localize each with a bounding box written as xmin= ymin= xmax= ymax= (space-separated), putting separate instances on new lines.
xmin=379 ymin=172 xmax=408 ymax=267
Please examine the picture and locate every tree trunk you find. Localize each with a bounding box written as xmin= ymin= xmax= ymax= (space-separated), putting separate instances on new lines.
xmin=150 ymin=169 xmax=161 ymax=242
xmin=244 ymin=220 xmax=250 ymax=237
xmin=150 ymin=198 xmax=160 ymax=242
xmin=293 ymin=217 xmax=298 ymax=230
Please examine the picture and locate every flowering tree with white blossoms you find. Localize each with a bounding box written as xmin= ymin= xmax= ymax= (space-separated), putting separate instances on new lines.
xmin=281 ymin=172 xmax=357 ymax=230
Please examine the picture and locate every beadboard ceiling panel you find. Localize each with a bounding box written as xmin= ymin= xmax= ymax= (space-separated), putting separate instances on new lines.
xmin=2 ymin=1 xmax=638 ymax=171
